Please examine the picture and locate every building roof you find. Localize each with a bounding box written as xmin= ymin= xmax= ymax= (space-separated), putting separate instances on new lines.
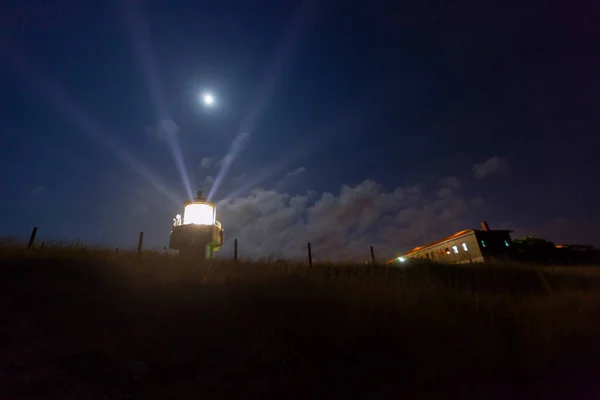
xmin=402 ymin=228 xmax=513 ymax=256
xmin=403 ymin=229 xmax=474 ymax=256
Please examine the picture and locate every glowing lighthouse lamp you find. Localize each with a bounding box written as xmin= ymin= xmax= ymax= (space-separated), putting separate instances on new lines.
xmin=169 ymin=191 xmax=224 ymax=259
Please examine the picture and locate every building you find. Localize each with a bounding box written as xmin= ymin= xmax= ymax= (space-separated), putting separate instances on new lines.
xmin=392 ymin=221 xmax=514 ymax=265
xmin=169 ymin=191 xmax=224 ymax=259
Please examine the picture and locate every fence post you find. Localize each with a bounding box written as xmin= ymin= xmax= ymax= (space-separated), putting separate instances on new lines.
xmin=28 ymin=227 xmax=38 ymax=250
xmin=234 ymin=238 xmax=238 ymax=263
xmin=307 ymin=242 xmax=312 ymax=268
xmin=370 ymin=246 xmax=376 ymax=264
xmin=137 ymin=231 xmax=144 ymax=254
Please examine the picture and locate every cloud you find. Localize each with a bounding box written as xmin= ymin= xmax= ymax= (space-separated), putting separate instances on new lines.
xmin=216 ymin=155 xmax=231 ymax=168
xmin=216 ymin=179 xmax=482 ymax=262
xmin=199 ymin=157 xmax=212 ymax=169
xmin=286 ymin=167 xmax=306 ymax=178
xmin=272 ymin=167 xmax=307 ymax=191
xmin=146 ymin=119 xmax=179 ymax=141
xmin=473 ymin=156 xmax=509 ymax=179
xmin=439 ymin=176 xmax=461 ymax=189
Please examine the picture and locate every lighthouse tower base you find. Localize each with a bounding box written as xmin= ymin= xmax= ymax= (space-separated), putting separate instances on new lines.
xmin=169 ymin=223 xmax=224 ymax=260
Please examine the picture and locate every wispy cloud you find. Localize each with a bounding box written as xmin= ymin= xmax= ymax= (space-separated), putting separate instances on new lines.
xmin=199 ymin=157 xmax=212 ymax=169
xmin=286 ymin=167 xmax=306 ymax=178
xmin=272 ymin=167 xmax=307 ymax=190
xmin=473 ymin=156 xmax=509 ymax=179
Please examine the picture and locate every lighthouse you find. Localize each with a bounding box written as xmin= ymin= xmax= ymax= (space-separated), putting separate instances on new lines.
xmin=169 ymin=191 xmax=224 ymax=259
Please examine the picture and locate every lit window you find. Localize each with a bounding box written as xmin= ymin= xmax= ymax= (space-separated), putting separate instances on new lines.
xmin=445 ymin=248 xmax=451 ymax=255
xmin=452 ymin=245 xmax=459 ymax=254
xmin=462 ymin=242 xmax=468 ymax=251
xmin=504 ymin=240 xmax=510 ymax=247
xmin=481 ymin=240 xmax=487 ymax=248
xmin=183 ymin=203 xmax=216 ymax=225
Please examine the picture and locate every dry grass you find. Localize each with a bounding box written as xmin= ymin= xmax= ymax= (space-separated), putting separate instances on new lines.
xmin=1 ymin=248 xmax=600 ymax=399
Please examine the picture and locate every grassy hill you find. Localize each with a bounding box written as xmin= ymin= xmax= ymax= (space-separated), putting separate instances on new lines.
xmin=1 ymin=248 xmax=600 ymax=399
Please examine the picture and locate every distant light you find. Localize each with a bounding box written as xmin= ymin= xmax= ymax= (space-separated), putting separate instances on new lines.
xmin=202 ymin=92 xmax=215 ymax=106
xmin=397 ymin=257 xmax=405 ymax=262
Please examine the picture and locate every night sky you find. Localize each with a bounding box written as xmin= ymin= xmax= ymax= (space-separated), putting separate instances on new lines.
xmin=1 ymin=0 xmax=599 ymax=260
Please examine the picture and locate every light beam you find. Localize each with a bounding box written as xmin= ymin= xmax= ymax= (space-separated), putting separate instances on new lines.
xmin=120 ymin=0 xmax=194 ymax=200
xmin=207 ymin=131 xmax=250 ymax=201
xmin=208 ymin=6 xmax=311 ymax=202
xmin=2 ymin=50 xmax=182 ymax=204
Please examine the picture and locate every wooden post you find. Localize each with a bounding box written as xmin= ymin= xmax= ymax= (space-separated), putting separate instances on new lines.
xmin=137 ymin=231 xmax=144 ymax=254
xmin=28 ymin=227 xmax=38 ymax=250
xmin=234 ymin=238 xmax=238 ymax=263
xmin=307 ymin=242 xmax=312 ymax=268
xmin=370 ymin=246 xmax=376 ymax=264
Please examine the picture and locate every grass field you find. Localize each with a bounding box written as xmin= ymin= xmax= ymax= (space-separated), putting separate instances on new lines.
xmin=1 ymin=248 xmax=600 ymax=399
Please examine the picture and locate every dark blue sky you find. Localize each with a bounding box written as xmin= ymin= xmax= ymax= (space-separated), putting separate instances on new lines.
xmin=1 ymin=0 xmax=599 ymax=258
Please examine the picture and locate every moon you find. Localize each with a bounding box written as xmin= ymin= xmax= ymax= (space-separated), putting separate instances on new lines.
xmin=202 ymin=92 xmax=215 ymax=106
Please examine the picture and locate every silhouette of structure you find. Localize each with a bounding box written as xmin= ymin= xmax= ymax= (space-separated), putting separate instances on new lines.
xmin=169 ymin=191 xmax=224 ymax=259
xmin=392 ymin=221 xmax=513 ymax=264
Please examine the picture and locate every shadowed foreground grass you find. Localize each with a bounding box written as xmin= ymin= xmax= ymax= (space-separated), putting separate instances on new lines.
xmin=1 ymin=249 xmax=600 ymax=399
